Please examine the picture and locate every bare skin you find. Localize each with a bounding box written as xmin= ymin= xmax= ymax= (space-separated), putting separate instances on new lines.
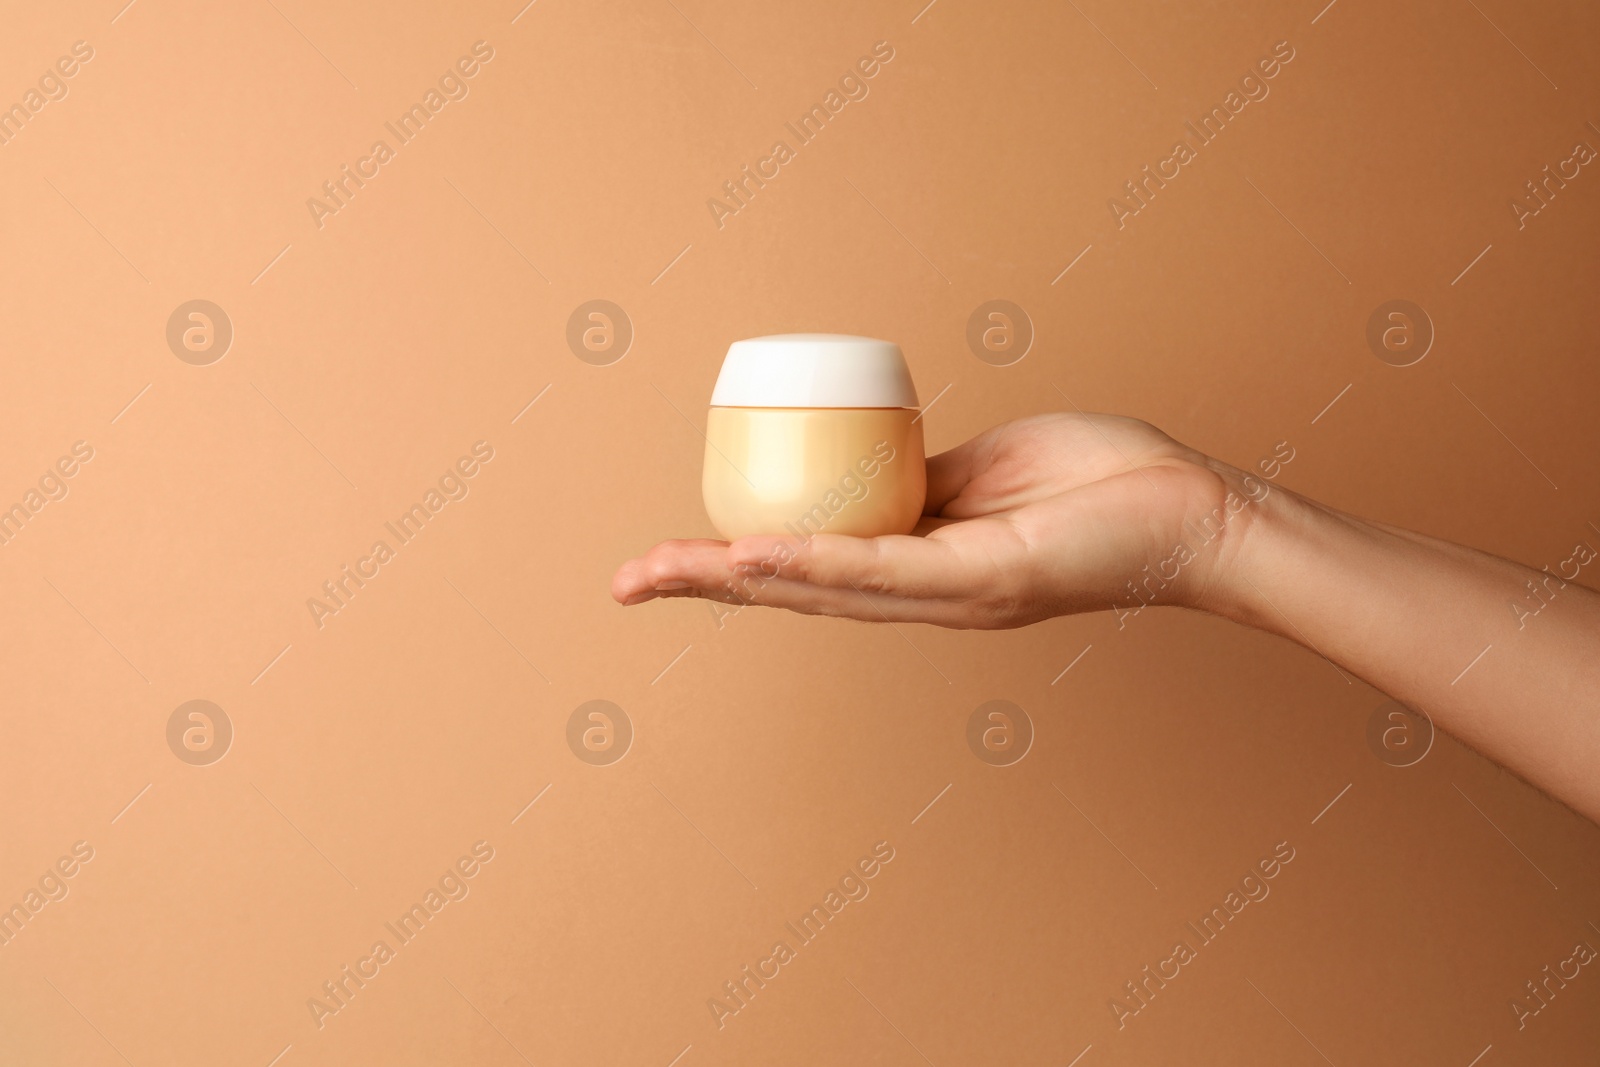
xmin=612 ymin=414 xmax=1600 ymax=822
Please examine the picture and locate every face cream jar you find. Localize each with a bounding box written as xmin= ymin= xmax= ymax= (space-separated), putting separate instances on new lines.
xmin=702 ymin=334 xmax=926 ymax=541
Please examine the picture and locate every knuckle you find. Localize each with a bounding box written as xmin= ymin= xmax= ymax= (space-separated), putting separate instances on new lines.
xmin=977 ymin=580 xmax=1025 ymax=625
xmin=853 ymin=569 xmax=893 ymax=595
xmin=849 ymin=542 xmax=895 ymax=595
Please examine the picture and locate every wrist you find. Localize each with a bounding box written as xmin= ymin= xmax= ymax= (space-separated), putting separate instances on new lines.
xmin=1183 ymin=457 xmax=1316 ymax=627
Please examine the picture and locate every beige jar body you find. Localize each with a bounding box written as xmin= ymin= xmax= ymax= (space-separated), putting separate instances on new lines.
xmin=702 ymin=407 xmax=926 ymax=540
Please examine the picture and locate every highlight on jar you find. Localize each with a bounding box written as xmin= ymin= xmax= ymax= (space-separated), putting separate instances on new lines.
xmin=701 ymin=334 xmax=927 ymax=541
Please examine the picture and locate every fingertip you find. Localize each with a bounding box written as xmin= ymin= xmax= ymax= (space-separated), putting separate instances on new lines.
xmin=616 ymin=538 xmax=737 ymax=604
xmin=612 ymin=551 xmax=676 ymax=604
xmin=610 ymin=559 xmax=648 ymax=604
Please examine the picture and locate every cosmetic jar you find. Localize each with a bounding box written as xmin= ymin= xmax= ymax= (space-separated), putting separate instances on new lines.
xmin=702 ymin=334 xmax=926 ymax=541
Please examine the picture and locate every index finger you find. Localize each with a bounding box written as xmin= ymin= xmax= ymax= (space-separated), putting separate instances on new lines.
xmin=725 ymin=531 xmax=987 ymax=601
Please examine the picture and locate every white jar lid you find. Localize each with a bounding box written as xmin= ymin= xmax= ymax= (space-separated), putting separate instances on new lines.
xmin=709 ymin=334 xmax=919 ymax=409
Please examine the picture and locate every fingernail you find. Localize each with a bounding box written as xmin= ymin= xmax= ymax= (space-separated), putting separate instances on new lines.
xmin=622 ymin=591 xmax=657 ymax=606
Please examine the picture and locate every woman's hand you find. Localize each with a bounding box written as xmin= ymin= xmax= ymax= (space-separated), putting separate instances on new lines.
xmin=615 ymin=410 xmax=1600 ymax=820
xmin=611 ymin=413 xmax=1261 ymax=627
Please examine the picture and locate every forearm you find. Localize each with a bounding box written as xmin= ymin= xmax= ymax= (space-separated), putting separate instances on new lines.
xmin=1208 ymin=478 xmax=1600 ymax=821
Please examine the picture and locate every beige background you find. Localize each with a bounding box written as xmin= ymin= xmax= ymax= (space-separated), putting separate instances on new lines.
xmin=1 ymin=0 xmax=1598 ymax=1063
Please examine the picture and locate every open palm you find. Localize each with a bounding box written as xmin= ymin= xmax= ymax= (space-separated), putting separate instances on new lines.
xmin=612 ymin=413 xmax=1248 ymax=628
